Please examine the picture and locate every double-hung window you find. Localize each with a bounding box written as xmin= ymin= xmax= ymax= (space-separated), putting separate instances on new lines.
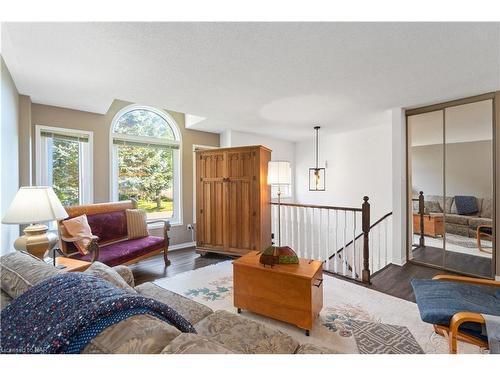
xmin=110 ymin=106 xmax=182 ymax=224
xmin=35 ymin=125 xmax=93 ymax=206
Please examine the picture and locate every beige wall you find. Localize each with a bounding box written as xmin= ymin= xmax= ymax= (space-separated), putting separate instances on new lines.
xmin=1 ymin=57 xmax=20 ymax=255
xmin=411 ymin=140 xmax=493 ymax=199
xmin=20 ymin=99 xmax=219 ymax=246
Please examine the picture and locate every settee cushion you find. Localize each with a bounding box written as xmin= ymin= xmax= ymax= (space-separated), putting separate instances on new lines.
xmin=194 ymin=310 xmax=300 ymax=354
xmin=86 ymin=210 xmax=128 ymax=244
xmin=135 ymin=282 xmax=213 ymax=325
xmin=83 ymin=315 xmax=181 ymax=354
xmin=0 ymin=251 xmax=63 ymax=299
xmin=161 ymin=333 xmax=235 ymax=354
xmin=468 ymin=217 xmax=493 ymax=230
xmin=77 ymin=236 xmax=164 ymax=267
xmin=412 ymin=279 xmax=500 ymax=340
xmin=445 ymin=214 xmax=470 ymax=226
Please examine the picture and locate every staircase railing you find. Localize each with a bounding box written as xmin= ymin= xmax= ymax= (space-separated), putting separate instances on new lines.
xmin=271 ymin=196 xmax=383 ymax=284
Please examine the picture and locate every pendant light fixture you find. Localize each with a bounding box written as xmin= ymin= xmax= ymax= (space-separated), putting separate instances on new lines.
xmin=309 ymin=125 xmax=325 ymax=191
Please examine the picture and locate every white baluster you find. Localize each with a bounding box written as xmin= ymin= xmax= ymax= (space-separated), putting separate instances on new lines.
xmin=326 ymin=209 xmax=330 ymax=267
xmin=334 ymin=210 xmax=338 ymax=273
xmin=343 ymin=210 xmax=347 ymax=276
xmin=292 ymin=206 xmax=298 ymax=251
xmin=309 ymin=208 xmax=314 ymax=260
xmin=352 ymin=211 xmax=356 ymax=279
xmin=299 ymin=207 xmax=305 ymax=258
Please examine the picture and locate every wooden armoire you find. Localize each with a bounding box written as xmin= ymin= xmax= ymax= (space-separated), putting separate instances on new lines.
xmin=195 ymin=145 xmax=272 ymax=256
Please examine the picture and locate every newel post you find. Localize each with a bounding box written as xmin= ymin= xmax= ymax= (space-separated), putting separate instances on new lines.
xmin=418 ymin=191 xmax=425 ymax=248
xmin=361 ymin=196 xmax=371 ymax=284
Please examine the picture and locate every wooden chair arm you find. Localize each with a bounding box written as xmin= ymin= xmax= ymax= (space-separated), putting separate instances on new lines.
xmin=61 ymin=235 xmax=100 ymax=263
xmin=147 ymin=219 xmax=171 ymax=230
xmin=449 ymin=311 xmax=486 ymax=354
xmin=433 ymin=274 xmax=500 ymax=287
xmin=147 ymin=219 xmax=171 ymax=240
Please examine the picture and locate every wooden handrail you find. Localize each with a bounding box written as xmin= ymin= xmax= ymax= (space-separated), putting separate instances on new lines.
xmin=270 ymin=196 xmax=374 ymax=284
xmin=328 ymin=212 xmax=393 ymax=260
xmin=270 ymin=201 xmax=362 ymax=212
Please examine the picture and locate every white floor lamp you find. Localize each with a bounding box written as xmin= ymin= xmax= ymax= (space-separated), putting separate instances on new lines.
xmin=267 ymin=161 xmax=291 ymax=247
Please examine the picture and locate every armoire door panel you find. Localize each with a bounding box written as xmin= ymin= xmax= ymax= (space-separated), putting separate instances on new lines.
xmin=199 ymin=152 xmax=225 ymax=179
xmin=200 ymin=181 xmax=224 ymax=249
xmin=225 ymin=180 xmax=254 ymax=252
xmin=227 ymin=151 xmax=254 ymax=178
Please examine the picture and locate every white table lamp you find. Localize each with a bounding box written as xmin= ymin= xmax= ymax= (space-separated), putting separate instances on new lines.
xmin=2 ymin=186 xmax=69 ymax=259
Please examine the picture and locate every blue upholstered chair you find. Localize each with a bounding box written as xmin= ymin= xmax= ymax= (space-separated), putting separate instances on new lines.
xmin=412 ymin=275 xmax=500 ymax=353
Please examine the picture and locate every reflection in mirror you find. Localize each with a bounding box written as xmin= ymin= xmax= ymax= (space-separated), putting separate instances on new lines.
xmin=444 ymin=100 xmax=493 ymax=278
xmin=408 ymin=110 xmax=444 ymax=267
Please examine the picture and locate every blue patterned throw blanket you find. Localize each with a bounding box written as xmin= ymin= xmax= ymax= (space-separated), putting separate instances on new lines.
xmin=0 ymin=273 xmax=196 ymax=354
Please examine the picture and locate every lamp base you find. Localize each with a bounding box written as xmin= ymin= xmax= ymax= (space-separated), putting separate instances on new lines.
xmin=14 ymin=224 xmax=58 ymax=260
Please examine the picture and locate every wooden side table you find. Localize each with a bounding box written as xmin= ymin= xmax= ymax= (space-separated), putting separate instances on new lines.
xmin=55 ymin=257 xmax=91 ymax=272
xmin=233 ymin=251 xmax=323 ymax=336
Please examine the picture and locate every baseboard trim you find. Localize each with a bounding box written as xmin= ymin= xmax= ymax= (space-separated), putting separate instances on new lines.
xmin=169 ymin=241 xmax=196 ymax=251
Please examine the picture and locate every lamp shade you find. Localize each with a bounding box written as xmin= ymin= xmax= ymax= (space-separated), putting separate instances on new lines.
xmin=2 ymin=186 xmax=69 ymax=224
xmin=268 ymin=161 xmax=291 ymax=185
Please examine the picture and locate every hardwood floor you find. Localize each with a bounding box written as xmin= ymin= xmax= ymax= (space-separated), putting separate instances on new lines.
xmin=129 ymin=247 xmax=232 ymax=286
xmin=411 ymin=245 xmax=492 ymax=278
xmin=369 ymin=263 xmax=458 ymax=302
xmin=130 ymin=247 xmax=456 ymax=303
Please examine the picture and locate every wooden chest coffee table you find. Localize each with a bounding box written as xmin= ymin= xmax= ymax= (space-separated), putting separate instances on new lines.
xmin=413 ymin=213 xmax=444 ymax=238
xmin=233 ymin=251 xmax=323 ymax=336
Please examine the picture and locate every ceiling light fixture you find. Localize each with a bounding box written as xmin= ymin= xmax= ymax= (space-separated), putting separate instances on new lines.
xmin=309 ymin=125 xmax=325 ymax=191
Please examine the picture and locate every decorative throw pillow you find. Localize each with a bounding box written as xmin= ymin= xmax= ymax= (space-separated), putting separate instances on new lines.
xmin=454 ymin=196 xmax=478 ymax=215
xmin=126 ymin=209 xmax=149 ymax=239
xmin=84 ymin=262 xmax=137 ymax=294
xmin=62 ymin=214 xmax=93 ymax=255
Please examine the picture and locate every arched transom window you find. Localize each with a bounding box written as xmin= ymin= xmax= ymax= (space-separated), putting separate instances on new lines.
xmin=110 ymin=105 xmax=182 ymax=223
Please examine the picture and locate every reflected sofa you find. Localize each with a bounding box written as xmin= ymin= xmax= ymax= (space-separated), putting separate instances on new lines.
xmin=414 ymin=195 xmax=493 ymax=239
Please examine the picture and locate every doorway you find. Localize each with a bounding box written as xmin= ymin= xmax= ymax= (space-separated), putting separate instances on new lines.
xmin=406 ymin=94 xmax=496 ymax=278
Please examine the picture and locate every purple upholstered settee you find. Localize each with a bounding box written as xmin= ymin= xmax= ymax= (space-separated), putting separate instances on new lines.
xmin=57 ymin=200 xmax=171 ymax=267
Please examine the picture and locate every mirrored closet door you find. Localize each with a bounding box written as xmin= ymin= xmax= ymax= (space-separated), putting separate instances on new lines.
xmin=407 ymin=97 xmax=495 ymax=278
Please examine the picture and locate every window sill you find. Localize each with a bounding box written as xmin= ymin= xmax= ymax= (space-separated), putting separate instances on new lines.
xmin=147 ymin=220 xmax=182 ymax=230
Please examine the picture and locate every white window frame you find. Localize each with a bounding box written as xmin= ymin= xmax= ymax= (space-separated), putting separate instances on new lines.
xmin=109 ymin=104 xmax=183 ymax=227
xmin=192 ymin=144 xmax=219 ymax=224
xmin=35 ymin=125 xmax=94 ymax=205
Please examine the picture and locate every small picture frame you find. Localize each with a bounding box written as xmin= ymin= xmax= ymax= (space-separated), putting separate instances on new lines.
xmin=309 ymin=168 xmax=325 ymax=191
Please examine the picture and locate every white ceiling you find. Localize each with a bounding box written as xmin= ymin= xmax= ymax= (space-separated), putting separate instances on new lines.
xmin=2 ymin=22 xmax=499 ymax=141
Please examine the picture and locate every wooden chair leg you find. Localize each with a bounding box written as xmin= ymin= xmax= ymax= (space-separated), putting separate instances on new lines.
xmin=476 ymin=227 xmax=482 ymax=251
xmin=448 ymin=330 xmax=458 ymax=354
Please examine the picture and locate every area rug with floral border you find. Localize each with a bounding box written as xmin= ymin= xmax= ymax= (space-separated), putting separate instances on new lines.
xmin=154 ymin=260 xmax=480 ymax=354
